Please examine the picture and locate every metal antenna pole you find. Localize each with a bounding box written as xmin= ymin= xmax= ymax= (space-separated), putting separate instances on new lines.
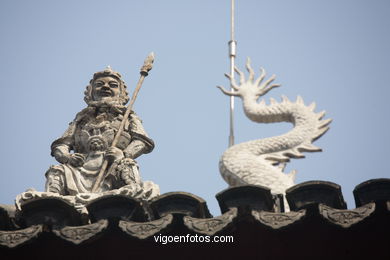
xmin=228 ymin=0 xmax=237 ymax=147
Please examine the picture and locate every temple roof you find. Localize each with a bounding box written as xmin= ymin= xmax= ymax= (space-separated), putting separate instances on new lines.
xmin=1 ymin=178 xmax=389 ymax=258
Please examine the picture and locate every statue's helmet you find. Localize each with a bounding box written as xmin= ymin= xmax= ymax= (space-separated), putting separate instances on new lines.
xmin=84 ymin=66 xmax=129 ymax=106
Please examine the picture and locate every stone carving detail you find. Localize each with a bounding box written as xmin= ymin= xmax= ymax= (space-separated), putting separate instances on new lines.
xmin=319 ymin=202 xmax=375 ymax=228
xmin=0 ymin=225 xmax=42 ymax=248
xmin=52 ymin=219 xmax=108 ymax=244
xmin=15 ymin=190 xmax=76 ymax=211
xmin=183 ymin=208 xmax=237 ymax=235
xmin=119 ymin=214 xmax=173 ymax=239
xmin=252 ymin=209 xmax=306 ymax=229
xmin=42 ymin=66 xmax=159 ymax=200
xmin=218 ymin=59 xmax=331 ymax=209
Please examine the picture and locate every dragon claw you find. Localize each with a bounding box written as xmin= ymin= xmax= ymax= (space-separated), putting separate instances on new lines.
xmin=234 ymin=66 xmax=245 ymax=84
xmin=217 ymin=85 xmax=239 ymax=97
xmin=224 ymin=73 xmax=239 ymax=90
xmin=220 ymin=59 xmax=280 ymax=99
xmin=224 ymin=73 xmax=232 ymax=80
xmin=245 ymin=57 xmax=255 ymax=81
xmin=254 ymin=67 xmax=266 ymax=86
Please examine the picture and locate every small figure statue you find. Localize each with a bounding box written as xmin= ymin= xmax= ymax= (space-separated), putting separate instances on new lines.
xmin=44 ymin=67 xmax=159 ymax=200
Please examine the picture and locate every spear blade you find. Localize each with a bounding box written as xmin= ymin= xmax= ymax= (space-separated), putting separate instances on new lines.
xmin=140 ymin=52 xmax=155 ymax=76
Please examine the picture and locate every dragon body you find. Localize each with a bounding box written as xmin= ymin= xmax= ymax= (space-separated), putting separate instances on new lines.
xmin=218 ymin=60 xmax=331 ymax=198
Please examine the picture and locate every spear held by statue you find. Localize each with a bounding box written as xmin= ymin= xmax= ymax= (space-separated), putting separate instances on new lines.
xmin=91 ymin=52 xmax=155 ymax=193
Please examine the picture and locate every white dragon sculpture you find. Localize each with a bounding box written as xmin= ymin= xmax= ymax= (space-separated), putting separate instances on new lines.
xmin=217 ymin=59 xmax=331 ymax=207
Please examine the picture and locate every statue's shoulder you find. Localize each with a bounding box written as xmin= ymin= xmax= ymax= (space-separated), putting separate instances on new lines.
xmin=73 ymin=107 xmax=95 ymax=124
xmin=128 ymin=110 xmax=141 ymax=121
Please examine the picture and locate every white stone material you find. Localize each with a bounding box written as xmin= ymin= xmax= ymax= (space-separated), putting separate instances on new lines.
xmin=218 ymin=58 xmax=331 ymax=201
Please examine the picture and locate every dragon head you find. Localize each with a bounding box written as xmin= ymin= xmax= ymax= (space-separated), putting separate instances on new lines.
xmin=217 ymin=58 xmax=280 ymax=101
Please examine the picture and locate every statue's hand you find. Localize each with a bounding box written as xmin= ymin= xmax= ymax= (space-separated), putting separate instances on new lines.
xmin=53 ymin=146 xmax=71 ymax=164
xmin=54 ymin=153 xmax=70 ymax=164
xmin=68 ymin=153 xmax=86 ymax=167
xmin=105 ymin=147 xmax=124 ymax=163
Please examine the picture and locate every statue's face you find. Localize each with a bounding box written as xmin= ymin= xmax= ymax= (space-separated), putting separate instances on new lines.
xmin=92 ymin=76 xmax=121 ymax=102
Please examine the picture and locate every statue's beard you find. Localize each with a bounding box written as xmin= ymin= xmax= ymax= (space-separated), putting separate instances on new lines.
xmin=88 ymin=98 xmax=120 ymax=107
xmin=87 ymin=99 xmax=126 ymax=113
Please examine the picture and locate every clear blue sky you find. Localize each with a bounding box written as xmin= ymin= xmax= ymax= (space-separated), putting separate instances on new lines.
xmin=1 ymin=0 xmax=389 ymax=215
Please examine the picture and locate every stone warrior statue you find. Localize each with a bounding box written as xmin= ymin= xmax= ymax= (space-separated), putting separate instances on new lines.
xmin=44 ymin=67 xmax=159 ymax=200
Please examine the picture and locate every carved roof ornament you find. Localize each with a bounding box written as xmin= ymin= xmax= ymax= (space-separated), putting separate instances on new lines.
xmin=319 ymin=203 xmax=376 ymax=228
xmin=218 ymin=1 xmax=331 ymax=211
xmin=52 ymin=220 xmax=108 ymax=245
xmin=252 ymin=209 xmax=306 ymax=229
xmin=0 ymin=225 xmax=42 ymax=248
xmin=183 ymin=208 xmax=237 ymax=235
xmin=16 ymin=54 xmax=159 ymax=215
xmin=218 ymin=59 xmax=331 ymax=210
xmin=119 ymin=214 xmax=173 ymax=240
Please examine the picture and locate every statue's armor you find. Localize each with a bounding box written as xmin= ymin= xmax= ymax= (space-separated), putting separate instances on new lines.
xmin=45 ymin=106 xmax=154 ymax=195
